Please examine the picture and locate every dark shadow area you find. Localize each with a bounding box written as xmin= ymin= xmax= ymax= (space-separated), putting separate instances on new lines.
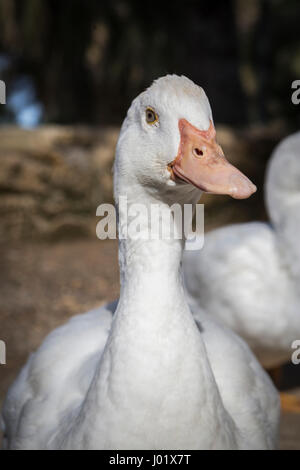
xmin=0 ymin=0 xmax=299 ymax=129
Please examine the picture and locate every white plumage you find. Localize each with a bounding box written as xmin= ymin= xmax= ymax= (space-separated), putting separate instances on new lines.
xmin=184 ymin=132 xmax=300 ymax=368
xmin=1 ymin=75 xmax=279 ymax=449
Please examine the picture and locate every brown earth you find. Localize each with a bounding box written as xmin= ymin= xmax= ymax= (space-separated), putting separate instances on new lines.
xmin=0 ymin=239 xmax=299 ymax=449
xmin=0 ymin=122 xmax=289 ymax=242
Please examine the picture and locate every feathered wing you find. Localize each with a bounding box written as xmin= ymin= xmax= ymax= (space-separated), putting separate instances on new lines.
xmin=193 ymin=309 xmax=280 ymax=450
xmin=1 ymin=301 xmax=117 ymax=449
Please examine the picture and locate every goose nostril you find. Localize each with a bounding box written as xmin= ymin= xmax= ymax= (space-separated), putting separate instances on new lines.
xmin=194 ymin=148 xmax=204 ymax=157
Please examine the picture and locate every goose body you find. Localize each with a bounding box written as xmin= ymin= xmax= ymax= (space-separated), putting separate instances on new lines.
xmin=184 ymin=132 xmax=300 ymax=368
xmin=1 ymin=75 xmax=279 ymax=449
xmin=2 ymin=301 xmax=278 ymax=449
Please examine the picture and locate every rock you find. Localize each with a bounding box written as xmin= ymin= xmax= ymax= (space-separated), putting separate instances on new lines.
xmin=0 ymin=126 xmax=118 ymax=241
xmin=0 ymin=123 xmax=287 ymax=241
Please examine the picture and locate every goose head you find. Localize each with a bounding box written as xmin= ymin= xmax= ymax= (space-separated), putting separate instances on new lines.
xmin=114 ymin=75 xmax=256 ymax=204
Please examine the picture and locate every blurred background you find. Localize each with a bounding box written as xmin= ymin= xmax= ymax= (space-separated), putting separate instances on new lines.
xmin=0 ymin=0 xmax=299 ymax=449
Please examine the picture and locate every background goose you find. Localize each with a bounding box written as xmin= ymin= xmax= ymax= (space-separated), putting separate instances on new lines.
xmin=1 ymin=75 xmax=279 ymax=450
xmin=184 ymin=132 xmax=300 ymax=376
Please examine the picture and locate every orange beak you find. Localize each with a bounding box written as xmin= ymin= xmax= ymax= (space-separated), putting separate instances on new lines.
xmin=169 ymin=119 xmax=256 ymax=199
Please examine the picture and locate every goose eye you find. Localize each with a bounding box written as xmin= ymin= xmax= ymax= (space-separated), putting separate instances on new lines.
xmin=146 ymin=107 xmax=158 ymax=125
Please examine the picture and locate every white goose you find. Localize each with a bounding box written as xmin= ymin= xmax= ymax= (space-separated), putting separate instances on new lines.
xmin=1 ymin=75 xmax=279 ymax=450
xmin=184 ymin=132 xmax=300 ymax=372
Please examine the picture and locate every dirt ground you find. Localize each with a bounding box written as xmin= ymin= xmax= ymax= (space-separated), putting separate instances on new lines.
xmin=0 ymin=239 xmax=119 ymax=404
xmin=0 ymin=239 xmax=299 ymax=449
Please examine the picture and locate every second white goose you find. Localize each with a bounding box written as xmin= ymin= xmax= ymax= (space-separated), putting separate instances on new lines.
xmin=184 ymin=132 xmax=300 ymax=371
